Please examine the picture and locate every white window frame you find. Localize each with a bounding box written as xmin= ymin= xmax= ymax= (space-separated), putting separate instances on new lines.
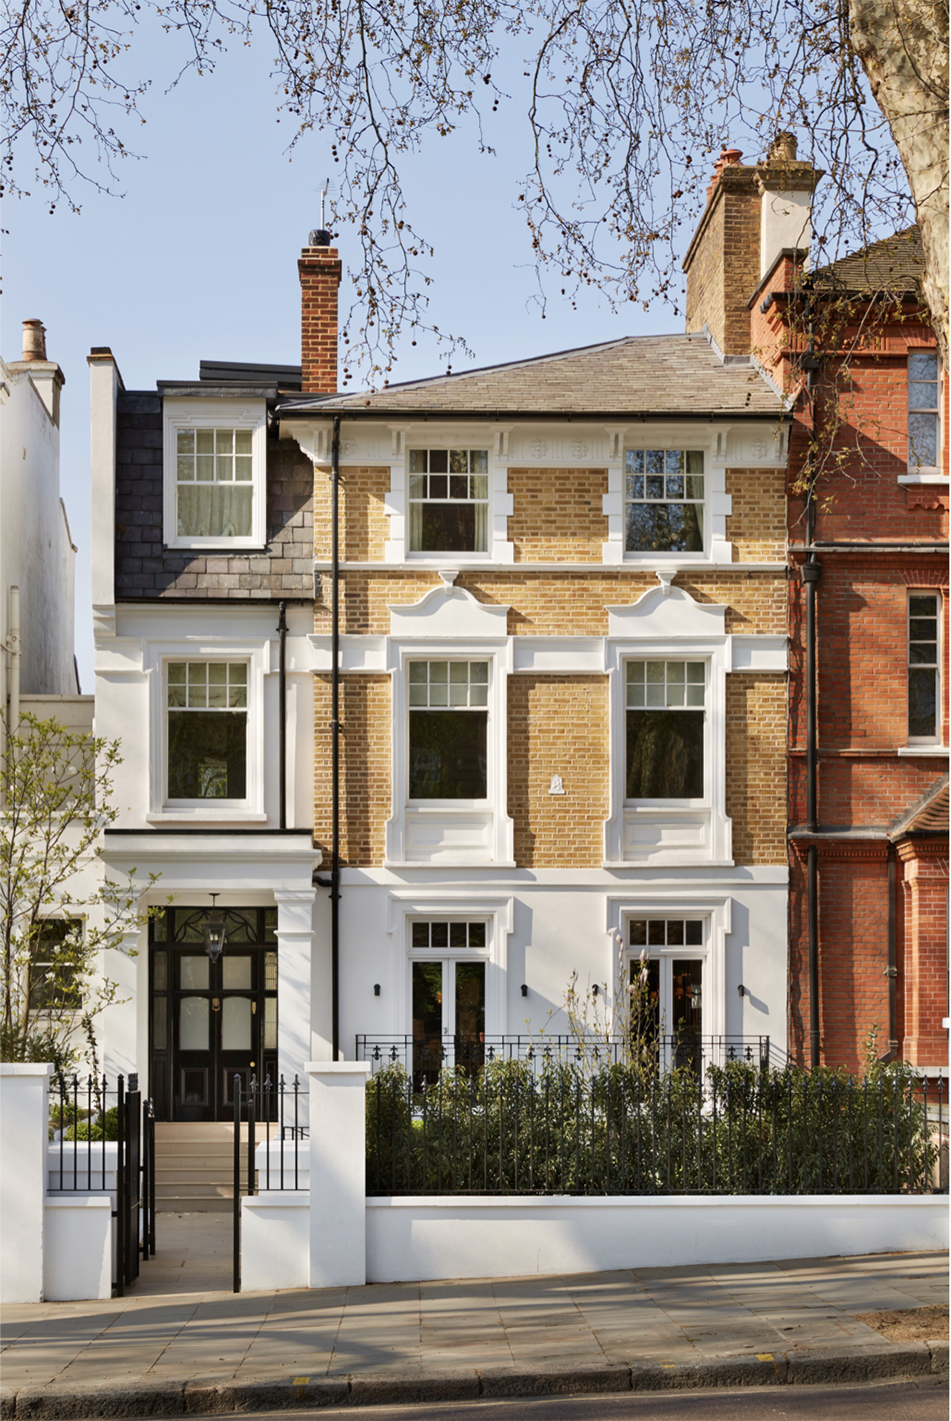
xmin=907 ymin=589 xmax=943 ymax=746
xmin=623 ymin=659 xmax=709 ymax=811
xmin=406 ymin=446 xmax=491 ymax=560
xmin=382 ymin=425 xmax=514 ymax=565
xmin=385 ymin=639 xmax=514 ymax=866
xmin=407 ymin=917 xmax=492 ymax=1052
xmin=903 ymin=351 xmax=942 ymax=477
xmin=608 ymin=895 xmax=731 ymax=1041
xmin=388 ymin=891 xmax=514 ymax=1039
xmin=146 ymin=640 xmax=268 ymax=823
xmin=163 ymin=398 xmax=267 ymax=550
xmin=622 ymin=446 xmax=710 ymax=562
xmin=603 ymin=586 xmax=732 ymax=866
xmin=30 ymin=915 xmax=85 ymax=1018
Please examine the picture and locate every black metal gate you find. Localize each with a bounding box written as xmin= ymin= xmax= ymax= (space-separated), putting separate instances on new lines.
xmin=50 ymin=1072 xmax=157 ymax=1297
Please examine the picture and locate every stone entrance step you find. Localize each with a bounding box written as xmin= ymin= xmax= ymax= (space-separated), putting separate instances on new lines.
xmin=153 ymin=1122 xmax=278 ymax=1212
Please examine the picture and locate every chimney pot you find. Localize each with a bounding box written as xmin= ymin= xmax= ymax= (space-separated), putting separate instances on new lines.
xmin=769 ymin=131 xmax=798 ymax=163
xmin=22 ymin=319 xmax=47 ymax=362
xmin=714 ymin=147 xmax=743 ymax=177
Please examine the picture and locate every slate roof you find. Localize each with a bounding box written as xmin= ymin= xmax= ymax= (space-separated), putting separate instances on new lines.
xmin=812 ymin=226 xmax=924 ymax=295
xmin=277 ymin=333 xmax=784 ymax=419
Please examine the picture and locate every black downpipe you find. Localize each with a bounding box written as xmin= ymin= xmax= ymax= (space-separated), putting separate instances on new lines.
xmin=880 ymin=845 xmax=899 ymax=1063
xmin=331 ymin=416 xmax=341 ymax=1060
xmin=278 ymin=601 xmax=287 ymax=830
xmin=802 ymin=290 xmax=822 ymax=1072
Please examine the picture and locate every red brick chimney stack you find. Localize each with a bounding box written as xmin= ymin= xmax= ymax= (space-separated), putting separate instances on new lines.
xmin=705 ymin=147 xmax=744 ymax=204
xmin=682 ymin=137 xmax=819 ymax=357
xmin=299 ymin=238 xmax=342 ymax=394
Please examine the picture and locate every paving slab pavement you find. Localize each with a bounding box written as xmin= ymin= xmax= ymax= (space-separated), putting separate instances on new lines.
xmin=0 ymin=1214 xmax=947 ymax=1414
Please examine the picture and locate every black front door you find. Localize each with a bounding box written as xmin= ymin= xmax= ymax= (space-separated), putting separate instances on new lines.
xmin=149 ymin=908 xmax=278 ymax=1121
xmin=175 ymin=948 xmax=261 ymax=1121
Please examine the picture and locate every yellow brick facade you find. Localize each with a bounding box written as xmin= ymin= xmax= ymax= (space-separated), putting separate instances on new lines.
xmin=508 ymin=676 xmax=610 ymax=867
xmin=725 ymin=467 xmax=787 ymax=561
xmin=509 ymin=467 xmax=608 ymax=563
xmin=311 ymin=454 xmax=787 ymax=872
xmin=314 ymin=569 xmax=786 ymax=638
xmin=725 ymin=673 xmax=787 ymax=863
xmin=313 ymin=674 xmax=390 ymax=866
xmin=314 ymin=464 xmax=390 ymax=563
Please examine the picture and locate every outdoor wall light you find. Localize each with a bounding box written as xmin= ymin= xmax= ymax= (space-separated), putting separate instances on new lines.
xmin=203 ymin=893 xmax=227 ymax=963
xmin=520 ymin=984 xmax=528 ymax=997
xmin=592 ymin=983 xmax=600 ymax=997
xmin=737 ymin=983 xmax=746 ymax=998
xmin=374 ymin=984 xmax=381 ymax=996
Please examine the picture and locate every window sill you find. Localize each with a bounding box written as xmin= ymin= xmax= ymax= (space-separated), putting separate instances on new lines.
xmin=384 ymin=859 xmax=518 ymax=871
xmin=602 ymin=859 xmax=736 ymax=871
xmin=163 ymin=542 xmax=270 ymax=553
xmin=146 ymin=810 xmax=269 ymax=823
xmin=897 ymin=473 xmax=947 ymax=485
xmin=896 ymin=746 xmax=948 ymax=757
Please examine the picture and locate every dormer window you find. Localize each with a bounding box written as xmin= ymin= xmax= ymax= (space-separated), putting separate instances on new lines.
xmin=408 ymin=449 xmax=489 ymax=553
xmin=163 ymin=398 xmax=266 ymax=549
xmin=176 ymin=429 xmax=253 ymax=538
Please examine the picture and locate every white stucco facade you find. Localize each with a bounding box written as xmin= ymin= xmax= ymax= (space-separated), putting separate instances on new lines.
xmin=1 ymin=342 xmax=78 ymax=701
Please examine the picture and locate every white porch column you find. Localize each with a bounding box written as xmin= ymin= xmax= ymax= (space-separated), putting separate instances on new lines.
xmin=275 ymin=888 xmax=316 ymax=1083
xmin=0 ymin=1063 xmax=52 ymax=1302
xmin=306 ymin=1061 xmax=371 ymax=1287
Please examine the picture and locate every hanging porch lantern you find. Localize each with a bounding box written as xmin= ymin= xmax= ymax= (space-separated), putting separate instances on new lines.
xmin=203 ymin=893 xmax=227 ymax=963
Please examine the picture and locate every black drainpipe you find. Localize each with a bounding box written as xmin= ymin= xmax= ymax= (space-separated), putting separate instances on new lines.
xmin=880 ymin=844 xmax=899 ymax=1063
xmin=278 ymin=601 xmax=287 ymax=829
xmin=801 ymin=285 xmax=822 ymax=1071
xmin=331 ymin=415 xmax=341 ymax=1059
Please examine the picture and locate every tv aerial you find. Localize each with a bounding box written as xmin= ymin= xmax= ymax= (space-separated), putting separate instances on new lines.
xmin=309 ymin=178 xmax=336 ymax=246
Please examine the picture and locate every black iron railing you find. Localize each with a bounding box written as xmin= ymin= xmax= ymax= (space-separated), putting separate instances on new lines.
xmin=357 ymin=1034 xmax=772 ymax=1086
xmin=232 ymin=1074 xmax=309 ymax=1293
xmin=48 ymin=1072 xmax=156 ymax=1294
xmin=365 ymin=1061 xmax=947 ymax=1197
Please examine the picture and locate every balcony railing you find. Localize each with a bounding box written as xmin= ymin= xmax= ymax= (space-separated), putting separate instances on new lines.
xmin=356 ymin=1033 xmax=771 ymax=1083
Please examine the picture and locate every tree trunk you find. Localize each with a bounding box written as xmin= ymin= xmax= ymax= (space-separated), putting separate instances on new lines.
xmin=849 ymin=0 xmax=950 ymax=363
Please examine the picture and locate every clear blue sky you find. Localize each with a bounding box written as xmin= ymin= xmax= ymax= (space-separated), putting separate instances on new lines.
xmin=4 ymin=31 xmax=708 ymax=689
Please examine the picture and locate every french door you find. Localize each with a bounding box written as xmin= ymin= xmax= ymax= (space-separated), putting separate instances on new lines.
xmin=411 ymin=958 xmax=486 ymax=1084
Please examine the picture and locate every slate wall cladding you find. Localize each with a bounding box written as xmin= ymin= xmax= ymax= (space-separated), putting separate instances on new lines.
xmin=114 ymin=392 xmax=314 ymax=598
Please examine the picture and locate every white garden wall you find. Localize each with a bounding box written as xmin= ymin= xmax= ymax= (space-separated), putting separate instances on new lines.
xmin=364 ymin=1195 xmax=948 ymax=1284
xmin=241 ymin=1196 xmax=309 ymax=1292
xmin=43 ymin=1197 xmax=112 ymax=1300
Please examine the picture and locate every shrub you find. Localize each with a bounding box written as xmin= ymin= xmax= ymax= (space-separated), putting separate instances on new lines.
xmin=366 ymin=1059 xmax=939 ymax=1197
xmin=66 ymin=1106 xmax=120 ymax=1142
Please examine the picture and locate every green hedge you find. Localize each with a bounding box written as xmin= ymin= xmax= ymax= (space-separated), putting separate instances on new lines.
xmin=366 ymin=1059 xmax=941 ymax=1196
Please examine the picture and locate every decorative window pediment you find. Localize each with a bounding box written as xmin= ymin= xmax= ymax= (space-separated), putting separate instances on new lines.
xmin=603 ymin=581 xmax=732 ymax=868
xmin=385 ymin=581 xmax=513 ymax=868
xmin=388 ymin=579 xmax=509 ymax=640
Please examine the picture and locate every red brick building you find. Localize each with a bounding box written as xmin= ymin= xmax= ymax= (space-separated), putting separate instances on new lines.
xmin=751 ymin=222 xmax=949 ymax=1073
